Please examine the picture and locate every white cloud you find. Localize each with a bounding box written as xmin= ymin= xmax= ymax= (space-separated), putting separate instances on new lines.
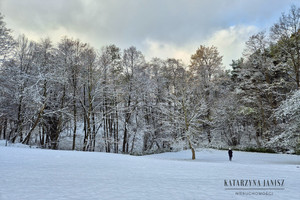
xmin=143 ymin=39 xmax=192 ymax=64
xmin=204 ymin=25 xmax=258 ymax=69
xmin=144 ymin=26 xmax=258 ymax=69
xmin=2 ymin=0 xmax=297 ymax=70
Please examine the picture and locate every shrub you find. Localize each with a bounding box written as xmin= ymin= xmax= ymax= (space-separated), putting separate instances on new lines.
xmin=244 ymin=147 xmax=276 ymax=153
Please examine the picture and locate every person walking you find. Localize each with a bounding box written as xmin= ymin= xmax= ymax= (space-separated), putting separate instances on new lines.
xmin=228 ymin=148 xmax=233 ymax=161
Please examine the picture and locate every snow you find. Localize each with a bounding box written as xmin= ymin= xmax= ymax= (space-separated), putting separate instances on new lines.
xmin=0 ymin=142 xmax=300 ymax=200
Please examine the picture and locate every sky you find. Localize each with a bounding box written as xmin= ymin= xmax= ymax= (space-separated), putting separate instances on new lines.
xmin=0 ymin=0 xmax=300 ymax=69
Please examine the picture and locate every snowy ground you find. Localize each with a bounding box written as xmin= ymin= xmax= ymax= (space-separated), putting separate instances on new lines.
xmin=0 ymin=142 xmax=300 ymax=200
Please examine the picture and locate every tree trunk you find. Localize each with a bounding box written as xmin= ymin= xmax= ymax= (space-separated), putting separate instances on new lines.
xmin=3 ymin=118 xmax=7 ymax=139
xmin=92 ymin=111 xmax=96 ymax=151
xmin=82 ymin=85 xmax=87 ymax=151
xmin=72 ymin=66 xmax=78 ymax=151
xmin=206 ymin=102 xmax=212 ymax=143
xmin=12 ymin=97 xmax=24 ymax=143
xmin=115 ymin=109 xmax=119 ymax=153
xmin=0 ymin=120 xmax=2 ymax=139
xmin=122 ymin=123 xmax=128 ymax=153
xmin=122 ymin=95 xmax=131 ymax=153
xmin=187 ymin=136 xmax=196 ymax=160
xmin=22 ymin=104 xmax=46 ymax=145
xmin=72 ymin=98 xmax=77 ymax=150
xmin=130 ymin=133 xmax=136 ymax=154
xmin=49 ymin=85 xmax=66 ymax=150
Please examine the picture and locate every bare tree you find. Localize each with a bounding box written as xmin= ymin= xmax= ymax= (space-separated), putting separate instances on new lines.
xmin=121 ymin=46 xmax=145 ymax=153
xmin=80 ymin=45 xmax=99 ymax=151
xmin=58 ymin=37 xmax=87 ymax=150
xmin=99 ymin=45 xmax=122 ymax=153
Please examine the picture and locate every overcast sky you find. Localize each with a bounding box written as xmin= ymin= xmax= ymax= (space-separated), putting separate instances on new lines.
xmin=1 ymin=0 xmax=299 ymax=68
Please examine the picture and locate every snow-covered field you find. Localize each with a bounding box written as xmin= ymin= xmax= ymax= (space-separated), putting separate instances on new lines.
xmin=0 ymin=142 xmax=300 ymax=200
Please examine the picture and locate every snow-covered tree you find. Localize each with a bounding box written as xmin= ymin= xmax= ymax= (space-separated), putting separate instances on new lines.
xmin=80 ymin=45 xmax=100 ymax=152
xmin=270 ymin=5 xmax=300 ymax=89
xmin=120 ymin=46 xmax=145 ymax=153
xmin=189 ymin=45 xmax=223 ymax=143
xmin=98 ymin=44 xmax=123 ymax=153
xmin=0 ymin=13 xmax=15 ymax=65
xmin=268 ymin=89 xmax=300 ymax=152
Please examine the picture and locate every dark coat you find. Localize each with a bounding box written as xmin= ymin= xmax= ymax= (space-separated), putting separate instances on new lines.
xmin=228 ymin=149 xmax=233 ymax=157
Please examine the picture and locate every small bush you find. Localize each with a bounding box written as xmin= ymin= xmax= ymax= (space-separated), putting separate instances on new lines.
xmin=295 ymin=143 xmax=300 ymax=155
xmin=244 ymin=147 xmax=276 ymax=154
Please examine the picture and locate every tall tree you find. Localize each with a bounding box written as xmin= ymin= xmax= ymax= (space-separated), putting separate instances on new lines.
xmin=57 ymin=37 xmax=86 ymax=150
xmin=189 ymin=45 xmax=223 ymax=143
xmin=22 ymin=38 xmax=54 ymax=145
xmin=99 ymin=44 xmax=122 ymax=153
xmin=270 ymin=5 xmax=300 ymax=89
xmin=269 ymin=89 xmax=300 ymax=152
xmin=121 ymin=46 xmax=145 ymax=153
xmin=80 ymin=45 xmax=99 ymax=151
xmin=10 ymin=35 xmax=38 ymax=143
xmin=0 ymin=13 xmax=15 ymax=140
xmin=0 ymin=13 xmax=15 ymax=65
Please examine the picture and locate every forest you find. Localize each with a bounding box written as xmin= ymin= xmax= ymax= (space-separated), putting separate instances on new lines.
xmin=0 ymin=5 xmax=300 ymax=157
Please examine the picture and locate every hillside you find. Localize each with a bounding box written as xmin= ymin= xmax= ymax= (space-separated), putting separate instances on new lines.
xmin=0 ymin=142 xmax=299 ymax=200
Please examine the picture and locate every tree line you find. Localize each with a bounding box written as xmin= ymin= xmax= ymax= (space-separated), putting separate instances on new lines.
xmin=0 ymin=6 xmax=300 ymax=158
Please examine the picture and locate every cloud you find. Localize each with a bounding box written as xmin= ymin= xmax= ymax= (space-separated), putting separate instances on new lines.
xmin=143 ymin=25 xmax=258 ymax=69
xmin=204 ymin=25 xmax=258 ymax=69
xmin=1 ymin=0 xmax=300 ymax=69
xmin=143 ymin=39 xmax=192 ymax=64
